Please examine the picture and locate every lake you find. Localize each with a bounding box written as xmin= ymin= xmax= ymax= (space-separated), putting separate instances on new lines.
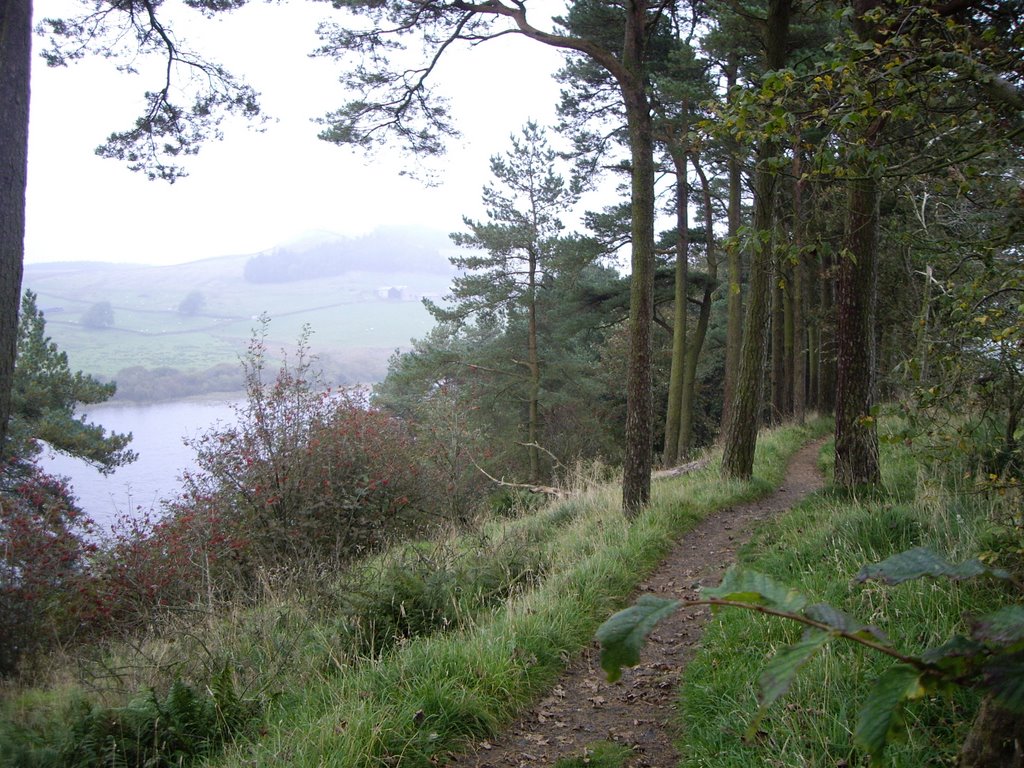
xmin=39 ymin=397 xmax=239 ymax=532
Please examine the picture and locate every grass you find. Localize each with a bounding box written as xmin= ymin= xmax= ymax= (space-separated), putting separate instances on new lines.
xmin=0 ymin=420 xmax=828 ymax=768
xmin=203 ymin=420 xmax=826 ymax=767
xmin=23 ymin=261 xmax=442 ymax=380
xmin=676 ymin=434 xmax=1013 ymax=768
xmin=553 ymin=740 xmax=635 ymax=767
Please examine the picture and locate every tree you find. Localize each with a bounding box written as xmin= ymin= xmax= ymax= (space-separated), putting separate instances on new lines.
xmin=177 ymin=290 xmax=206 ymax=315
xmin=9 ymin=291 xmax=134 ymax=474
xmin=719 ymin=0 xmax=794 ymax=480
xmin=80 ymin=300 xmax=115 ymax=329
xmin=0 ymin=0 xmax=31 ymax=457
xmin=316 ymin=0 xmax=668 ymax=514
xmin=429 ymin=122 xmax=576 ymax=482
xmin=0 ymin=0 xmax=262 ymax=459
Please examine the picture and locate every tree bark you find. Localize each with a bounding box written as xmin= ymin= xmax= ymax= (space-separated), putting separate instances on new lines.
xmin=527 ymin=246 xmax=540 ymax=483
xmin=679 ymin=155 xmax=718 ymax=457
xmin=721 ymin=58 xmax=744 ymax=433
xmin=0 ymin=0 xmax=31 ymax=457
xmin=817 ymin=246 xmax=837 ymax=412
xmin=620 ymin=1 xmax=656 ymax=515
xmin=835 ymin=0 xmax=883 ymax=488
xmin=958 ymin=695 xmax=1024 ymax=768
xmin=835 ymin=172 xmax=881 ymax=486
xmin=662 ymin=148 xmax=689 ymax=466
xmin=771 ymin=246 xmax=787 ymax=421
xmin=721 ymin=0 xmax=791 ymax=480
xmin=792 ymin=145 xmax=807 ymax=424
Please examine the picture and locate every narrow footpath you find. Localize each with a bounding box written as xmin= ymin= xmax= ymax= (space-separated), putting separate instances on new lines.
xmin=448 ymin=438 xmax=827 ymax=768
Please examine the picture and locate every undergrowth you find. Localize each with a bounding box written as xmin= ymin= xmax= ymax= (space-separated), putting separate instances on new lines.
xmin=677 ymin=434 xmax=1014 ymax=767
xmin=0 ymin=419 xmax=826 ymax=768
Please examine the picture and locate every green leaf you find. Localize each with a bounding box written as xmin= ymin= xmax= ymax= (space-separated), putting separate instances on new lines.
xmin=804 ymin=602 xmax=888 ymax=643
xmin=855 ymin=547 xmax=1010 ymax=585
xmin=982 ymin=651 xmax=1024 ymax=713
xmin=921 ymin=635 xmax=986 ymax=672
xmin=702 ymin=567 xmax=808 ymax=613
xmin=747 ymin=630 xmax=831 ymax=736
xmin=971 ymin=606 xmax=1024 ymax=645
xmin=595 ymin=595 xmax=679 ymax=683
xmin=854 ymin=664 xmax=925 ymax=767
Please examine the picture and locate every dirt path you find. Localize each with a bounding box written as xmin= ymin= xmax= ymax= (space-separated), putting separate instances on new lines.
xmin=447 ymin=438 xmax=826 ymax=768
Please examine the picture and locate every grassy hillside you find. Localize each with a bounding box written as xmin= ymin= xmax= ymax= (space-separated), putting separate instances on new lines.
xmin=23 ymin=231 xmax=455 ymax=391
xmin=2 ymin=419 xmax=1016 ymax=768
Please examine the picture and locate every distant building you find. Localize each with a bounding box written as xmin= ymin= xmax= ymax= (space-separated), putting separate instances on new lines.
xmin=376 ymin=286 xmax=410 ymax=301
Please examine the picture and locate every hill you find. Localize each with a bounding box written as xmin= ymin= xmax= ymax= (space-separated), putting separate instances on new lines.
xmin=22 ymin=226 xmax=456 ymax=400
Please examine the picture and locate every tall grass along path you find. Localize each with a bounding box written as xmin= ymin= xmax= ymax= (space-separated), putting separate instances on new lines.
xmin=448 ymin=438 xmax=827 ymax=768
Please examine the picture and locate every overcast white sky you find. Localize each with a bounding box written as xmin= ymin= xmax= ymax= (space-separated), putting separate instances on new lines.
xmin=24 ymin=1 xmax=572 ymax=266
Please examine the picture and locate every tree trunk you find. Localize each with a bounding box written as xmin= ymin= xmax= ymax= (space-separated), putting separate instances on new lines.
xmin=792 ymin=146 xmax=807 ymax=424
xmin=835 ymin=172 xmax=881 ymax=486
xmin=771 ymin=250 xmax=787 ymax=421
xmin=662 ymin=148 xmax=689 ymax=466
xmin=721 ymin=58 xmax=744 ymax=433
xmin=620 ymin=1 xmax=655 ymax=515
xmin=835 ymin=0 xmax=883 ymax=488
xmin=958 ymin=695 xmax=1024 ymax=768
xmin=721 ymin=0 xmax=791 ymax=480
xmin=679 ymin=156 xmax=718 ymax=457
xmin=0 ymin=0 xmax=31 ymax=457
xmin=817 ymin=246 xmax=837 ymax=413
xmin=527 ymin=247 xmax=540 ymax=483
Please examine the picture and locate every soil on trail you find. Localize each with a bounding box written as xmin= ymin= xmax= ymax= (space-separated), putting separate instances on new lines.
xmin=447 ymin=438 xmax=826 ymax=768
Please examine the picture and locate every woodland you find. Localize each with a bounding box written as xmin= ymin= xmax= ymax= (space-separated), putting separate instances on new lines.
xmin=0 ymin=0 xmax=1022 ymax=767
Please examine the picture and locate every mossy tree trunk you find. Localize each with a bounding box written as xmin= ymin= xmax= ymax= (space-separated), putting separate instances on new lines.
xmin=620 ymin=1 xmax=656 ymax=515
xmin=721 ymin=0 xmax=792 ymax=480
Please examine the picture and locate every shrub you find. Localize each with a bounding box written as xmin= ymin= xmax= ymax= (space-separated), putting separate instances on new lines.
xmin=172 ymin=319 xmax=427 ymax=582
xmin=0 ymin=460 xmax=99 ymax=675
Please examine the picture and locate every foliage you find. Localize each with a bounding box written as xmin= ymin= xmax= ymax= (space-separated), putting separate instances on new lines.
xmin=78 ymin=301 xmax=114 ymax=330
xmin=177 ymin=290 xmax=206 ymax=316
xmin=0 ymin=422 xmax=819 ymax=768
xmin=38 ymin=0 xmax=262 ymax=182
xmin=174 ymin=317 xmax=426 ymax=576
xmin=0 ymin=462 xmax=98 ymax=675
xmin=8 ymin=291 xmax=134 ymax=473
xmin=201 ymin=422 xmax=819 ymax=767
xmin=376 ymin=260 xmax=628 ymax=487
xmin=598 ymin=542 xmax=1022 ymax=765
xmin=0 ymin=292 xmax=135 ymax=672
xmin=0 ymin=666 xmax=262 ymax=768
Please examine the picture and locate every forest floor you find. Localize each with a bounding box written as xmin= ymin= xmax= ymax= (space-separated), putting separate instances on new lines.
xmin=448 ymin=437 xmax=827 ymax=768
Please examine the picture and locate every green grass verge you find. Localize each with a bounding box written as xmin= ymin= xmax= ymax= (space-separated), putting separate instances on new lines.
xmin=676 ymin=435 xmax=1010 ymax=767
xmin=203 ymin=419 xmax=828 ymax=768
xmin=0 ymin=420 xmax=826 ymax=768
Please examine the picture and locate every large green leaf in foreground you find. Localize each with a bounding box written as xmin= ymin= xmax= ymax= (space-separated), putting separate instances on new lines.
xmin=595 ymin=595 xmax=679 ymax=683
xmin=855 ymin=547 xmax=1010 ymax=585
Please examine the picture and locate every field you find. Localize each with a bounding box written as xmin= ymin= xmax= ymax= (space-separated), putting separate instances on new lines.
xmin=23 ymin=255 xmax=450 ymax=385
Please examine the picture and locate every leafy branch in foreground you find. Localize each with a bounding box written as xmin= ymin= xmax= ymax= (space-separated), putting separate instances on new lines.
xmin=595 ymin=547 xmax=1022 ymax=767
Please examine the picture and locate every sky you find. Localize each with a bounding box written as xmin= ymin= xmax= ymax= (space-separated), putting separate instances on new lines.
xmin=24 ymin=1 xmax=572 ymax=266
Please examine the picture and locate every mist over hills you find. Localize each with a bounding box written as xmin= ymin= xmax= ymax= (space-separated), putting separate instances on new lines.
xmin=22 ymin=226 xmax=456 ymax=401
xmin=243 ymin=226 xmax=455 ymax=283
